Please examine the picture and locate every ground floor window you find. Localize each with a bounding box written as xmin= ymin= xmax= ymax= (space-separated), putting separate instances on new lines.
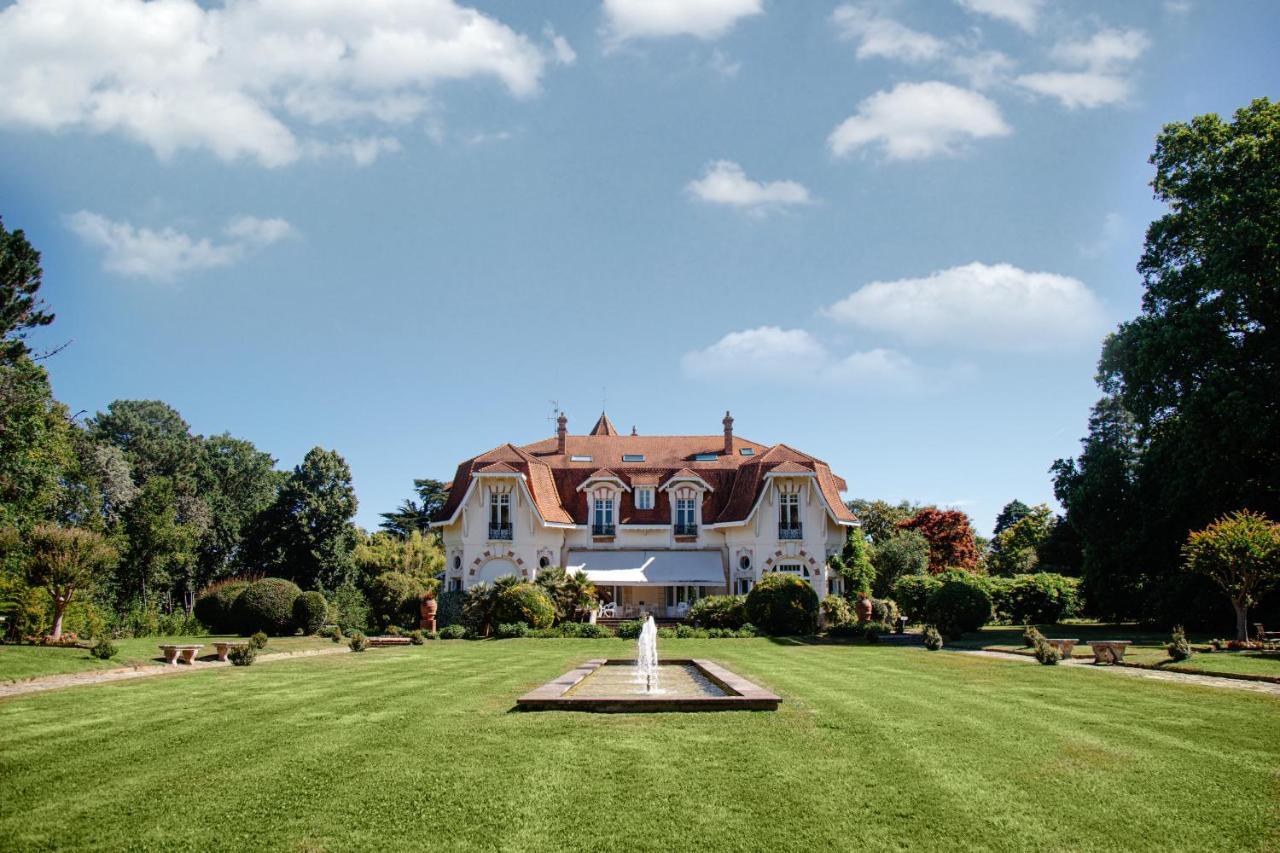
xmin=734 ymin=578 xmax=753 ymax=595
xmin=829 ymin=576 xmax=844 ymax=597
xmin=447 ymin=578 xmax=462 ymax=592
xmin=775 ymin=563 xmax=809 ymax=577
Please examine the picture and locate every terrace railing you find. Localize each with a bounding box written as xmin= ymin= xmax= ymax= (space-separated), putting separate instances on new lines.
xmin=673 ymin=523 xmax=698 ymax=537
xmin=778 ymin=522 xmax=803 ymax=540
xmin=592 ymin=523 xmax=616 ymax=537
xmin=488 ymin=523 xmax=513 ymax=540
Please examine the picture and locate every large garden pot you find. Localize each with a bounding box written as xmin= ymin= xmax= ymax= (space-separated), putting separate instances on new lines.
xmin=420 ymin=595 xmax=438 ymax=632
xmin=855 ymin=596 xmax=873 ymax=625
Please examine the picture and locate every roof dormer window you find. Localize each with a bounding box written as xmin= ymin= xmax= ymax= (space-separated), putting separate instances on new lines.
xmin=739 ymin=447 xmax=755 ymax=456
xmin=570 ymin=455 xmax=593 ymax=463
xmin=694 ymin=453 xmax=718 ymax=462
xmin=622 ymin=453 xmax=645 ymax=462
xmin=635 ymin=487 xmax=654 ymax=510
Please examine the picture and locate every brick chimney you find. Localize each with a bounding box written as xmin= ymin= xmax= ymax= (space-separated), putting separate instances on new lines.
xmin=556 ymin=412 xmax=568 ymax=455
xmin=722 ymin=410 xmax=734 ymax=455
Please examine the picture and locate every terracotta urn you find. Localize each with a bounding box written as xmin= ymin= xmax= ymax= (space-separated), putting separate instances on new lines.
xmin=855 ymin=594 xmax=873 ymax=625
xmin=419 ymin=594 xmax=438 ymax=632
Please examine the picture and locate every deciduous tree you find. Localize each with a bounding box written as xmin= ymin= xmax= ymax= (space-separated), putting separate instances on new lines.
xmin=1183 ymin=510 xmax=1280 ymax=640
xmin=898 ymin=508 xmax=979 ymax=574
xmin=25 ymin=524 xmax=116 ymax=640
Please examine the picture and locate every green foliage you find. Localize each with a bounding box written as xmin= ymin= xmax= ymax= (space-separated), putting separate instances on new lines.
xmin=0 ymin=217 xmax=55 ymax=365
xmin=408 ymin=629 xmax=424 ymax=645
xmin=1033 ymin=638 xmax=1061 ymax=665
xmin=347 ymin=631 xmax=368 ymax=652
xmin=365 ymin=571 xmax=425 ymax=631
xmin=232 ymin=578 xmax=301 ymax=636
xmin=993 ymin=500 xmax=1032 ymax=538
xmin=462 ymin=582 xmax=497 ymax=636
xmin=922 ymin=625 xmax=943 ymax=650
xmin=1183 ymin=510 xmax=1280 ymax=639
xmin=438 ymin=623 xmax=467 ymax=640
xmin=687 ymin=594 xmax=747 ymax=629
xmin=924 ymin=580 xmax=993 ymax=639
xmin=534 ymin=566 xmax=598 ymax=624
xmin=90 ymin=636 xmax=118 ymax=660
xmin=745 ymin=573 xmax=819 ymax=636
xmin=194 ymin=434 xmax=278 ymax=588
xmin=1000 ymin=574 xmax=1081 ymax=625
xmin=291 ymin=590 xmax=328 ymax=635
xmin=330 ymin=630 xmax=344 ymax=644
xmin=0 ymin=357 xmax=78 ymax=534
xmin=1167 ymin=625 xmax=1193 ymax=661
xmin=354 ymin=530 xmax=444 ymax=584
xmin=987 ymin=504 xmax=1054 ymax=576
xmin=827 ymin=621 xmax=862 ymax=639
xmin=870 ymin=597 xmax=899 ymax=627
xmin=495 ymin=622 xmax=529 ymax=639
xmin=862 ymin=622 xmax=881 ymax=644
xmin=23 ymin=524 xmax=117 ymax=639
xmin=228 ymin=644 xmax=257 ymax=666
xmin=839 ymin=532 xmax=875 ymax=596
xmin=250 ymin=631 xmax=269 ymax=650
xmin=820 ymin=594 xmax=853 ymax=626
xmin=1023 ymin=625 xmax=1044 ymax=648
xmin=615 ymin=619 xmax=645 ymax=639
xmin=846 ymin=499 xmax=923 ymax=544
xmin=328 ymin=582 xmax=371 ymax=635
xmin=379 ymin=478 xmax=450 ymax=537
xmin=656 ymin=627 xmax=676 ymax=639
xmin=493 ymin=583 xmax=555 ymax=630
xmin=870 ymin=530 xmax=930 ymax=597
xmin=192 ymin=579 xmax=251 ymax=634
xmin=892 ymin=574 xmax=942 ymax=623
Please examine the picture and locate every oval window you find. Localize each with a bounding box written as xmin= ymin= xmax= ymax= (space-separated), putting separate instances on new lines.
xmin=452 ymin=556 xmax=462 ymax=571
xmin=539 ymin=556 xmax=551 ymax=569
xmin=739 ymin=555 xmax=751 ymax=571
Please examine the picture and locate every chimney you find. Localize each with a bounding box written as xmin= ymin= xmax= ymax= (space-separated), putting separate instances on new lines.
xmin=556 ymin=413 xmax=568 ymax=455
xmin=722 ymin=410 xmax=734 ymax=455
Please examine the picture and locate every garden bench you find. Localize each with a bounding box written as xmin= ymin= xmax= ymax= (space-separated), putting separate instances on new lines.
xmin=158 ymin=644 xmax=203 ymax=665
xmin=1088 ymin=640 xmax=1132 ymax=664
xmin=1255 ymin=623 xmax=1280 ymax=643
xmin=367 ymin=636 xmax=412 ymax=647
xmin=1044 ymin=639 xmax=1079 ymax=658
xmin=212 ymin=641 xmax=250 ymax=662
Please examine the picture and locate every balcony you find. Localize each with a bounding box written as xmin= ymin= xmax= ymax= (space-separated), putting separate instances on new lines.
xmin=673 ymin=523 xmax=698 ymax=537
xmin=488 ymin=523 xmax=513 ymax=541
xmin=592 ymin=523 xmax=616 ymax=537
xmin=778 ymin=522 xmax=803 ymax=540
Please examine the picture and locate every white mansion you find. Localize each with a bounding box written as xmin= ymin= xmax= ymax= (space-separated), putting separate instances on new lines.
xmin=430 ymin=411 xmax=857 ymax=619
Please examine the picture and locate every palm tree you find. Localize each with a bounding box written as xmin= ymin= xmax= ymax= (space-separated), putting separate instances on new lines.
xmin=563 ymin=571 xmax=598 ymax=622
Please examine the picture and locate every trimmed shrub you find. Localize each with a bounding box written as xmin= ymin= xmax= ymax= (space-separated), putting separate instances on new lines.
xmin=366 ymin=571 xmax=426 ymax=631
xmin=90 ymin=637 xmax=118 ymax=660
xmin=745 ymin=573 xmax=819 ymax=636
xmin=688 ymin=595 xmax=748 ymax=630
xmin=1022 ymin=624 xmax=1044 ymax=648
xmin=1167 ymin=625 xmax=1192 ymax=661
xmin=828 ymin=621 xmax=862 ymax=639
xmin=348 ymin=631 xmax=369 ymax=652
xmin=556 ymin=622 xmax=615 ymax=639
xmin=495 ymin=622 xmax=529 ymax=639
xmin=870 ymin=597 xmax=899 ymax=626
xmin=821 ymin=595 xmax=853 ymax=626
xmin=892 ymin=575 xmax=942 ymax=623
xmin=250 ymin=631 xmax=269 ymax=650
xmin=924 ymin=580 xmax=993 ymax=639
xmin=331 ymin=630 xmax=344 ymax=644
xmin=233 ymin=578 xmax=302 ymax=636
xmin=862 ymin=623 xmax=881 ymax=644
xmin=292 ymin=591 xmax=328 ymax=635
xmin=439 ymin=623 xmax=467 ymax=640
xmin=1002 ymin=573 xmax=1080 ymax=625
xmin=228 ymin=644 xmax=257 ymax=666
xmin=1034 ymin=638 xmax=1061 ymax=665
xmin=386 ymin=625 xmax=403 ymax=637
xmin=615 ymin=619 xmax=645 ymax=639
xmin=192 ymin=579 xmax=251 ymax=634
xmin=408 ymin=629 xmax=425 ymax=645
xmin=657 ymin=627 xmax=676 ymax=639
xmin=675 ymin=624 xmax=709 ymax=639
xmin=491 ymin=583 xmax=555 ymax=630
xmin=737 ymin=623 xmax=760 ymax=638
xmin=922 ymin=625 xmax=943 ymax=650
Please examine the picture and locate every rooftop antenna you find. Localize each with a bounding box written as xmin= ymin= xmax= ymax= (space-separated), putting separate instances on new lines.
xmin=601 ymin=385 xmax=607 ymax=414
xmin=546 ymin=399 xmax=561 ymax=434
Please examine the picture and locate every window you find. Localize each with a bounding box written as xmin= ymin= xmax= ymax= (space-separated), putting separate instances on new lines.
xmin=694 ymin=453 xmax=718 ymax=462
xmin=592 ymin=499 xmax=614 ymax=535
xmin=738 ymin=554 xmax=751 ymax=571
xmin=674 ymin=498 xmax=697 ymax=535
xmin=452 ymin=556 xmax=462 ymax=571
xmin=538 ymin=555 xmax=551 ymax=569
xmin=739 ymin=447 xmax=755 ymax=456
xmin=622 ymin=453 xmax=645 ymax=462
xmin=775 ymin=563 xmax=808 ymax=577
xmin=447 ymin=578 xmax=462 ymax=592
xmin=570 ymin=455 xmax=593 ymax=462
xmin=734 ymin=578 xmax=754 ymax=595
xmin=635 ymin=487 xmax=654 ymax=510
xmin=489 ymin=493 xmax=512 ymax=540
xmin=779 ymin=492 xmax=802 ymax=539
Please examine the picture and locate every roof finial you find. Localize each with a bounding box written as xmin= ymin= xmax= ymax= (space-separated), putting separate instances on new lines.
xmin=631 ymin=425 xmax=637 ymax=436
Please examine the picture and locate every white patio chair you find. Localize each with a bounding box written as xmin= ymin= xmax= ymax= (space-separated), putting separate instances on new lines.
xmin=599 ymin=601 xmax=617 ymax=619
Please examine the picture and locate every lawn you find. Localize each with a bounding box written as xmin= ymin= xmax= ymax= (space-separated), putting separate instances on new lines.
xmin=1 ymin=639 xmax=1277 ymax=852
xmin=950 ymin=623 xmax=1280 ymax=681
xmin=0 ymin=635 xmax=334 ymax=682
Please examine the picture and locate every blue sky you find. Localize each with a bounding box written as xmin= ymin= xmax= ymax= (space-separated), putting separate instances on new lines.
xmin=2 ymin=0 xmax=1277 ymax=536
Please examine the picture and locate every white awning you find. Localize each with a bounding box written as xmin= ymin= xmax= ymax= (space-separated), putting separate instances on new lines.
xmin=566 ymin=550 xmax=725 ymax=587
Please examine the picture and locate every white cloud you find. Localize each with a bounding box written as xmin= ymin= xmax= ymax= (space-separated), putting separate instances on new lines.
xmin=1051 ymin=28 xmax=1150 ymax=70
xmin=1015 ymin=72 xmax=1131 ymax=109
xmin=823 ymin=261 xmax=1106 ymax=351
xmin=828 ymin=81 xmax=1010 ymax=160
xmin=1079 ymin=212 xmax=1126 ymax=258
xmin=681 ymin=326 xmax=922 ymax=388
xmin=954 ymin=0 xmax=1041 ymax=32
xmin=1016 ymin=28 xmax=1149 ymax=109
xmin=603 ymin=0 xmax=762 ymax=41
xmin=950 ymin=50 xmax=1016 ymax=89
xmin=544 ymin=25 xmax=577 ymax=65
xmin=0 ymin=0 xmax=551 ymax=167
xmin=686 ymin=161 xmax=812 ymax=213
xmin=830 ymin=4 xmax=945 ymax=64
xmin=708 ymin=49 xmax=742 ymax=78
xmin=67 ymin=211 xmax=294 ymax=281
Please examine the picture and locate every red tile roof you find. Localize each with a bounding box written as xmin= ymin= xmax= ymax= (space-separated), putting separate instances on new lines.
xmin=589 ymin=412 xmax=619 ymax=436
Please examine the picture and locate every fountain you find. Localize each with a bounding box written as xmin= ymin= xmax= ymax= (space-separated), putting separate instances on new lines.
xmin=516 ymin=613 xmax=781 ymax=712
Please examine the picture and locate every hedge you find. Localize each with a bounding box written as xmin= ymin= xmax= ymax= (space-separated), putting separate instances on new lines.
xmin=232 ymin=578 xmax=302 ymax=636
xmin=492 ymin=583 xmax=555 ymax=630
xmin=924 ymin=580 xmax=993 ymax=639
xmin=291 ymin=590 xmax=328 ymax=635
xmin=688 ymin=595 xmax=747 ymax=629
xmin=745 ymin=573 xmax=818 ymax=635
xmin=192 ymin=580 xmax=251 ymax=634
xmin=892 ymin=575 xmax=942 ymax=623
xmin=998 ymin=573 xmax=1080 ymax=624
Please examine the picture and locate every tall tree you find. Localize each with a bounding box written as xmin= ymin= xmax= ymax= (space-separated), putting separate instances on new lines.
xmin=988 ymin=504 xmax=1053 ymax=576
xmin=0 ymin=218 xmax=55 ymax=365
xmin=1183 ymin=510 xmax=1280 ymax=640
xmin=897 ymin=508 xmax=979 ymax=574
xmin=195 ymin=433 xmax=280 ymax=584
xmin=0 ymin=357 xmax=75 ymax=532
xmin=846 ymin=499 xmax=926 ymax=545
xmin=993 ymin=500 xmax=1032 ymax=538
xmin=121 ymin=476 xmax=204 ymax=608
xmin=380 ymin=478 xmax=450 ymax=537
xmin=25 ymin=524 xmax=116 ymax=640
xmin=89 ymin=400 xmax=200 ymax=485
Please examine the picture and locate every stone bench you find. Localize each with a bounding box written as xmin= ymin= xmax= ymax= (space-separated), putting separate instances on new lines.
xmin=212 ymin=641 xmax=251 ymax=662
xmin=367 ymin=636 xmax=412 ymax=647
xmin=159 ymin=644 xmax=203 ymax=665
xmin=1044 ymin=639 xmax=1079 ymax=658
xmin=1089 ymin=640 xmax=1132 ymax=664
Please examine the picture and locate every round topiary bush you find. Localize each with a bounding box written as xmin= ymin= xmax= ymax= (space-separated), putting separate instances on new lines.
xmin=688 ymin=595 xmax=747 ymax=629
xmin=232 ymin=578 xmax=302 ymax=636
xmin=291 ymin=590 xmax=328 ymax=635
xmin=924 ymin=580 xmax=993 ymax=639
xmin=439 ymin=623 xmax=467 ymax=640
xmin=193 ymin=580 xmax=251 ymax=634
xmin=90 ymin=637 xmax=118 ymax=660
xmin=1003 ymin=573 xmax=1080 ymax=625
xmin=745 ymin=573 xmax=819 ymax=636
xmin=892 ymin=575 xmax=942 ymax=624
xmin=492 ymin=583 xmax=555 ymax=630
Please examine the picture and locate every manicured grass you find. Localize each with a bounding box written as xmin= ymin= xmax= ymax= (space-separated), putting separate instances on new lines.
xmin=1 ymin=639 xmax=1277 ymax=852
xmin=0 ymin=635 xmax=333 ymax=682
xmin=952 ymin=623 xmax=1280 ymax=681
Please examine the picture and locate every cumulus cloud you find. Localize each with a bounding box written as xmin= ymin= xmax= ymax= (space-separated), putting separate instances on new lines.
xmin=828 ymin=81 xmax=1010 ymax=160
xmin=686 ymin=161 xmax=813 ymax=213
xmin=1016 ymin=28 xmax=1149 ymax=109
xmin=954 ymin=0 xmax=1041 ymax=32
xmin=603 ymin=0 xmax=762 ymax=41
xmin=66 ymin=211 xmax=294 ymax=281
xmin=830 ymin=4 xmax=945 ymax=63
xmin=681 ymin=327 xmax=923 ymax=388
xmin=823 ymin=261 xmax=1106 ymax=351
xmin=0 ymin=0 xmax=552 ymax=167
xmin=950 ymin=50 xmax=1016 ymax=89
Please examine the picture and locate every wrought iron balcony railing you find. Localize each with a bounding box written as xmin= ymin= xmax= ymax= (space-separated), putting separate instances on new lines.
xmin=778 ymin=522 xmax=803 ymax=540
xmin=673 ymin=523 xmax=698 ymax=537
xmin=592 ymin=523 xmax=616 ymax=537
xmin=488 ymin=523 xmax=513 ymax=540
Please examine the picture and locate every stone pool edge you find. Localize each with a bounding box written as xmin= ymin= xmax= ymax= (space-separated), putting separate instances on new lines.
xmin=516 ymin=658 xmax=781 ymax=713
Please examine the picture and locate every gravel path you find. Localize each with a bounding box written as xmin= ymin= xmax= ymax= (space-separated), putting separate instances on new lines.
xmin=950 ymin=648 xmax=1280 ymax=697
xmin=0 ymin=646 xmax=349 ymax=700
